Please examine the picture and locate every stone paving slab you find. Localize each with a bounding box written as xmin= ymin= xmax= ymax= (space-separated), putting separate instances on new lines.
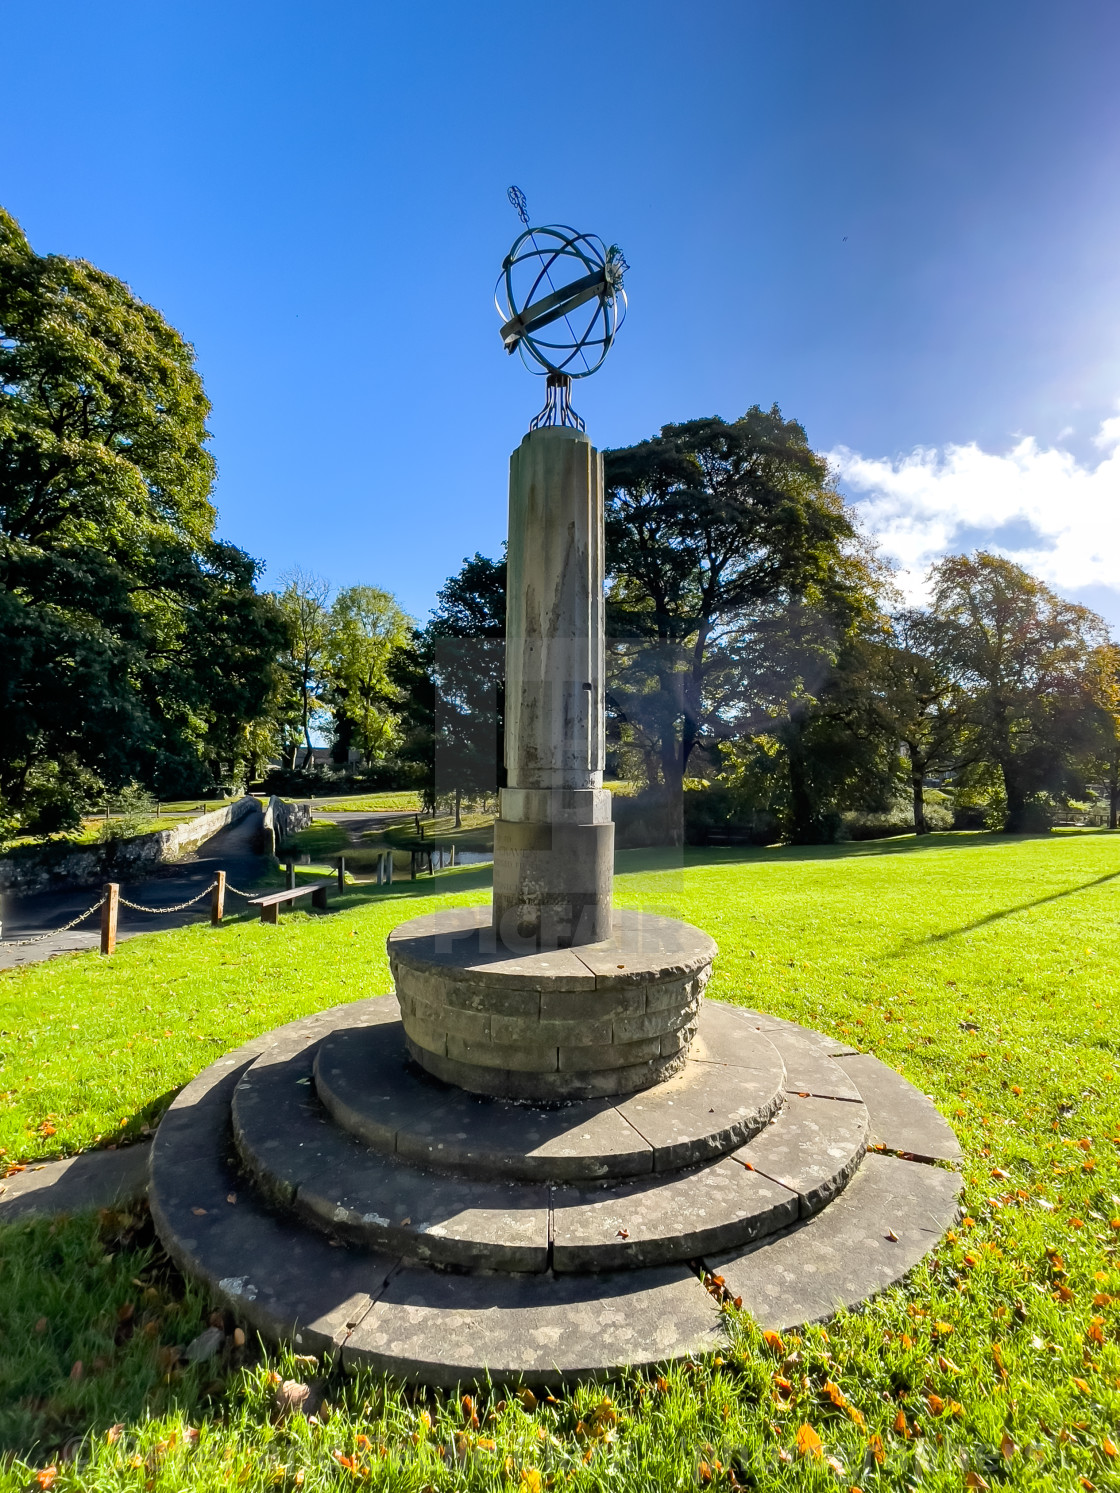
xmin=0 ymin=1142 xmax=150 ymax=1222
xmin=570 ymin=909 xmax=717 ymax=986
xmin=316 ymin=1020 xmax=655 ymax=1181
xmin=389 ymin=907 xmax=597 ymax=990
xmin=744 ymin=1025 xmax=863 ymax=1102
xmin=552 ymin=1159 xmax=798 ymax=1272
xmin=688 ymin=1000 xmax=790 ymax=1070
xmin=615 ymin=1036 xmax=785 ymax=1171
xmin=731 ymin=1009 xmax=859 ymax=1057
xmin=730 ymin=1095 xmax=868 ymax=1217
xmin=148 ymin=1036 xmax=396 ymax=1355
xmin=158 ymin=1000 xmax=399 ymax=1167
xmin=344 ymin=1261 xmax=725 ymax=1388
xmin=835 ymin=1053 xmax=963 ymax=1163
xmin=233 ymin=1043 xmax=550 ymax=1271
xmin=315 ymin=1021 xmax=464 ymax=1158
xmin=704 ymin=1152 xmax=963 ymax=1330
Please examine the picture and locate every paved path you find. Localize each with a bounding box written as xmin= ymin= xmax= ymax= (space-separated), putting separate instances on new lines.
xmin=0 ymin=1142 xmax=150 ymax=1221
xmin=0 ymin=812 xmax=272 ymax=972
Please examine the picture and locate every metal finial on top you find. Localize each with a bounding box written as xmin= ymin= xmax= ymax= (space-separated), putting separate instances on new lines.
xmin=497 ymin=191 xmax=629 ymax=429
xmin=507 ymin=185 xmax=530 ymax=226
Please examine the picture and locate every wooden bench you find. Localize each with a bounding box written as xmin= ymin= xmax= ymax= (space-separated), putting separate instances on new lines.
xmin=248 ymin=882 xmax=329 ymax=924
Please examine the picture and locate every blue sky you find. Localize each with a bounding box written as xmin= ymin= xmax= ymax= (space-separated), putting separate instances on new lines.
xmin=5 ymin=1 xmax=1120 ymax=623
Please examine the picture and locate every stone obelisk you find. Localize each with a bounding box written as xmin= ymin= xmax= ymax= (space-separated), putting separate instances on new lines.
xmin=491 ymin=426 xmax=614 ymax=950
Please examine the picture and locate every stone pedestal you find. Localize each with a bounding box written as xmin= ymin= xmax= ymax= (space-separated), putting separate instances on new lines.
xmin=391 ymin=905 xmax=716 ymax=1099
xmin=492 ymin=428 xmax=613 ymax=948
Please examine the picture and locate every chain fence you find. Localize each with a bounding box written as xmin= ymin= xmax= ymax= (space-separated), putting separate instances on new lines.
xmin=1 ymin=875 xmax=255 ymax=947
xmin=117 ymin=885 xmax=216 ymax=914
xmin=0 ymin=894 xmax=108 ymax=947
xmin=1 ymin=860 xmax=364 ymax=949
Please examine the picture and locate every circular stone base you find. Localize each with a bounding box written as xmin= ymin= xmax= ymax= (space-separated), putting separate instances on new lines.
xmin=312 ymin=1006 xmax=783 ymax=1182
xmin=149 ymin=994 xmax=963 ymax=1387
xmin=388 ymin=906 xmax=717 ymax=1100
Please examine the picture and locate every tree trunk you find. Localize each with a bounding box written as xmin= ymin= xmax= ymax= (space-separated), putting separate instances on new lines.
xmin=784 ymin=707 xmax=815 ymax=843
xmin=1110 ymin=752 xmax=1119 ymax=831
xmin=911 ymin=760 xmax=928 ymax=835
xmin=454 ymin=786 xmax=462 ymax=829
xmin=999 ymin=756 xmax=1028 ymax=832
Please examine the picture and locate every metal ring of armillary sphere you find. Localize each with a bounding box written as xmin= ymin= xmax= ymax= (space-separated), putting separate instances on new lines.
xmin=496 ymin=220 xmax=628 ymax=429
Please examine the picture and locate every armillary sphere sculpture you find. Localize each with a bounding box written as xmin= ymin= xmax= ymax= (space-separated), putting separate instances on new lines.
xmin=496 ymin=185 xmax=628 ymax=430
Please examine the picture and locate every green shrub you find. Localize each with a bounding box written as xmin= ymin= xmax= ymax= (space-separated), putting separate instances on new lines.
xmin=97 ymin=784 xmax=158 ymax=842
xmin=23 ymin=791 xmax=83 ymax=837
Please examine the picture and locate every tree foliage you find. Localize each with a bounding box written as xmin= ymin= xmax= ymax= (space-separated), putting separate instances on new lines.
xmin=927 ymin=552 xmax=1106 ymax=831
xmin=854 ymin=610 xmax=964 ymax=834
xmin=604 ymin=408 xmax=883 ymax=834
xmin=391 ymin=554 xmax=506 ymax=817
xmin=0 ymin=207 xmax=284 ymax=815
xmin=327 ymin=586 xmax=413 ymax=763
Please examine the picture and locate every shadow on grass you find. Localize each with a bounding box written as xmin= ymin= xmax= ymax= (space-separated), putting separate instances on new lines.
xmin=898 ymin=866 xmax=1120 ymax=949
xmin=291 ymin=830 xmax=1119 ymax=892
xmin=619 ymin=827 xmax=1119 ymax=876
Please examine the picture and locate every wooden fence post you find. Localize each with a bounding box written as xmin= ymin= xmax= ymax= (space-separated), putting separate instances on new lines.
xmin=337 ymin=856 xmax=346 ymax=893
xmin=285 ymin=859 xmax=295 ymax=890
xmin=211 ymin=870 xmax=226 ymax=925
xmin=101 ymin=883 xmax=119 ymax=956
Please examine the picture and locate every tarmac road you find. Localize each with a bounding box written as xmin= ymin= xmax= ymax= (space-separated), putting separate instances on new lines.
xmin=0 ymin=811 xmax=272 ymax=972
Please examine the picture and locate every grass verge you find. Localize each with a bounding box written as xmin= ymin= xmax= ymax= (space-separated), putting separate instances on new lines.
xmin=0 ymin=831 xmax=1117 ymax=1487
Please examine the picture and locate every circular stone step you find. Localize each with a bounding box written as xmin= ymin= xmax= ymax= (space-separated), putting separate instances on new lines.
xmin=150 ymin=999 xmax=960 ymax=1384
xmin=232 ymin=1034 xmax=862 ymax=1273
xmin=231 ymin=1005 xmax=868 ymax=1274
xmin=232 ymin=1039 xmax=551 ymax=1273
xmin=313 ymin=1003 xmax=785 ymax=1183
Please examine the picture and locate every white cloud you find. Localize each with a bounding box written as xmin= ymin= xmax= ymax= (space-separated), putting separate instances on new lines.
xmin=830 ymin=411 xmax=1120 ymax=608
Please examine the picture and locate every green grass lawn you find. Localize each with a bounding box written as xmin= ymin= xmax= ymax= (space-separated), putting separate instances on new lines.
xmin=300 ymin=791 xmax=424 ymax=812
xmin=4 ymin=802 xmax=240 ymax=856
xmin=282 ymin=819 xmax=354 ymax=862
xmin=1 ymin=831 xmax=1118 ymax=1488
xmin=382 ymin=811 xmax=494 ymax=854
xmin=5 ymin=818 xmax=187 ymax=855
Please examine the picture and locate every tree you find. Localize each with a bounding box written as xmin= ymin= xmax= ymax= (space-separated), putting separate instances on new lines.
xmin=275 ymin=569 xmax=331 ymax=769
xmin=928 ymin=553 xmax=1107 ymax=831
xmin=604 ymin=408 xmax=882 ymax=826
xmin=0 ymin=207 xmax=284 ymax=815
xmin=1084 ymin=643 xmax=1120 ymax=829
xmin=393 ymin=554 xmax=506 ymax=823
xmin=327 ymin=586 xmax=413 ymax=763
xmin=860 ymin=610 xmax=963 ymax=834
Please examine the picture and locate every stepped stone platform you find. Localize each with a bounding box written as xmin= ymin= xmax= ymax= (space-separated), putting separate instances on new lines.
xmin=150 ymin=990 xmax=962 ymax=1386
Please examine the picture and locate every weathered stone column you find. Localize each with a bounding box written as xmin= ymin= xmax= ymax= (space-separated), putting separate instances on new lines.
xmin=492 ymin=426 xmax=614 ymax=948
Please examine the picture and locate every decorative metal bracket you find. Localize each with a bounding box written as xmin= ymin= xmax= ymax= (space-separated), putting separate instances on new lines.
xmin=530 ymin=372 xmax=585 ymax=432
